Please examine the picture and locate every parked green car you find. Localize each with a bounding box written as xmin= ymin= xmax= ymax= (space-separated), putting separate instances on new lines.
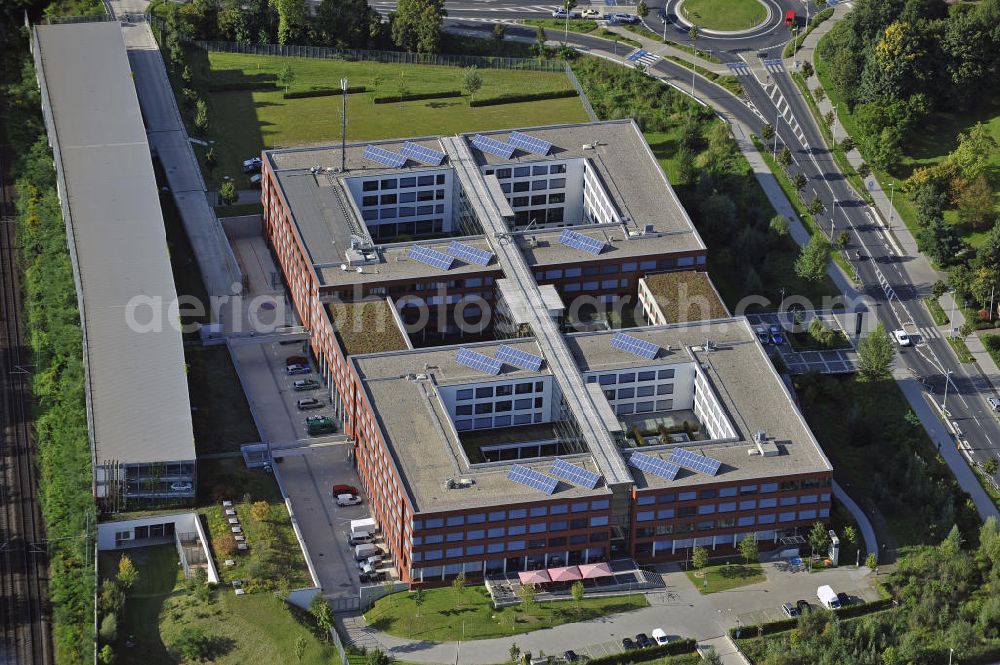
xmin=293 ymin=379 xmax=321 ymax=391
xmin=306 ymin=415 xmax=337 ymax=435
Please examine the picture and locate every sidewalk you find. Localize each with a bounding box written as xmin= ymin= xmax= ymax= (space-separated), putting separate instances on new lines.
xmin=938 ymin=292 xmax=1000 ymax=393
xmin=699 ymin=635 xmax=750 ymax=665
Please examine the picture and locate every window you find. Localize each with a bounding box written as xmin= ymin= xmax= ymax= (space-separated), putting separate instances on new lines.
xmin=760 ymin=483 xmax=778 ymax=493
xmin=456 ymin=405 xmax=472 ymax=416
xmin=529 ymin=522 xmax=546 ymax=533
xmin=570 ymin=534 xmax=588 ymax=545
xmin=514 ymin=398 xmax=533 ymax=410
xmin=488 ymin=542 xmax=505 ymax=553
xmin=636 ymin=401 xmax=654 ymax=413
xmin=740 ymin=485 xmax=758 ymax=495
xmin=758 ymin=514 xmax=776 ymax=524
xmin=657 ymin=508 xmax=674 ymax=519
xmin=417 ymin=175 xmax=434 ymax=186
xmin=780 ymin=480 xmax=799 ymax=491
xmin=508 ymin=541 xmax=526 ymax=551
xmin=658 ymin=493 xmax=675 ymax=503
xmin=590 ymin=516 xmax=609 ymax=527
xmin=468 ymin=513 xmax=486 ymax=524
xmin=362 ymin=195 xmax=378 ymax=206
xmin=718 ymin=517 xmax=735 ymax=529
xmin=489 ymin=510 xmax=506 ymax=522
xmin=678 ymin=507 xmax=696 ymax=517
xmin=739 ymin=500 xmax=757 ymax=510
xmin=699 ymin=489 xmax=717 ymax=500
xmin=466 ymin=544 xmax=485 ymax=556
xmin=436 ymin=174 xmax=446 ymax=184
xmin=591 ymin=500 xmax=610 ymax=510
xmin=531 ymin=194 xmax=547 ymax=206
xmin=488 ymin=527 xmax=505 ymax=538
xmin=657 ymin=384 xmax=674 ymax=395
xmin=532 ymin=165 xmax=548 ymax=175
xmin=515 ymin=382 xmax=534 ymax=394
xmin=424 ymin=550 xmax=443 ymax=561
xmin=571 ymin=502 xmax=589 ymax=512
xmin=570 ymin=518 xmax=587 ymax=529
xmin=617 ymin=388 xmax=635 ymax=399
xmin=513 ymin=181 xmax=530 ymax=192
xmin=637 ymin=386 xmax=655 ymax=397
xmin=598 ymin=375 xmax=617 ymax=386
xmin=698 ymin=504 xmax=716 ymax=515
xmin=475 ymin=403 xmax=493 ymax=414
xmin=550 ymin=504 xmax=567 ymax=515
xmin=779 ymin=496 xmax=797 ymax=506
xmin=779 ymin=512 xmax=796 ymax=523
xmin=509 ymin=525 xmax=526 ymax=536
xmin=399 ymin=192 xmax=416 ymax=203
xmin=512 ymin=196 xmax=529 ymax=207
xmin=548 ymin=192 xmax=565 ymax=204
xmin=531 ymin=180 xmax=548 ymax=191
xmin=679 ymin=491 xmax=697 ymax=501
xmin=637 ymin=511 xmax=655 ymax=522
xmin=363 ymin=180 xmax=378 ymax=192
xmin=637 ymin=495 xmax=656 ymax=506
xmin=400 ymin=177 xmax=416 ymax=188
xmin=447 ymin=532 xmax=463 ymax=542
xmin=510 ymin=508 xmax=528 ymax=519
xmin=799 ymin=509 xmax=817 ymax=520
xmin=495 ymin=400 xmax=512 ymax=413
xmin=698 ymin=520 xmax=714 ymax=531
xmin=550 ymin=521 xmax=567 ymax=531
xmin=513 ymin=166 xmax=530 ymax=177
xmin=638 ymin=371 xmax=655 ymax=381
xmin=529 ymin=506 xmax=548 ymax=517
xmin=380 ymin=179 xmax=397 ymax=189
xmin=528 ymin=538 xmax=545 ymax=548
xmin=549 ymin=536 xmax=567 ymax=547
xmin=426 ymin=518 xmax=444 ymax=529
xmin=496 ymin=168 xmax=511 ymax=179
xmin=550 ymin=163 xmax=566 ymax=173
xmin=658 ymin=369 xmax=675 ymax=379
xmin=467 ymin=529 xmax=484 ymax=539
xmin=759 ymin=498 xmax=777 ymax=509
xmin=737 ymin=516 xmax=755 ymax=527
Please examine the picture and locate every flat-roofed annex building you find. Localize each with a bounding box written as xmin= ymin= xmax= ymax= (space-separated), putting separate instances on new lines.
xmin=33 ymin=22 xmax=196 ymax=507
xmin=259 ymin=122 xmax=832 ymax=586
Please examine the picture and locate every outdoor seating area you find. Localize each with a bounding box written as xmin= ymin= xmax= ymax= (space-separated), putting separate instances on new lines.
xmin=486 ymin=559 xmax=663 ymax=608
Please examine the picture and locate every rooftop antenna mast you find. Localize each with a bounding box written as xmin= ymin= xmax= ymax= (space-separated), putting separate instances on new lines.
xmin=340 ymin=78 xmax=348 ymax=172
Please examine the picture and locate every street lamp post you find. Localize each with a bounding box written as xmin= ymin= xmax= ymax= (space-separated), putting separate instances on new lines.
xmin=887 ymin=182 xmax=895 ymax=231
xmin=773 ymin=105 xmax=780 ymax=160
xmin=662 ymin=16 xmax=667 ymax=41
xmin=832 ymin=104 xmax=839 ymax=144
xmin=949 ymin=648 xmax=954 ymax=665
xmin=941 ymin=369 xmax=953 ymax=411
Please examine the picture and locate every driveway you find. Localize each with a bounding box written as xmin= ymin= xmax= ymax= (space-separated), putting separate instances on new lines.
xmin=340 ymin=563 xmax=877 ymax=663
xmin=277 ymin=445 xmax=371 ymax=605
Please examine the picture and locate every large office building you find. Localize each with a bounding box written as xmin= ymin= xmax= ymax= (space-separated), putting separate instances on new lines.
xmin=260 ymin=121 xmax=832 ymax=585
xmin=33 ymin=22 xmax=196 ymax=507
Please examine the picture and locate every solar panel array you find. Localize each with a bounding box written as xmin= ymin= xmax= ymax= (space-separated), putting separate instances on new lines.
xmin=401 ymin=141 xmax=446 ymax=166
xmin=610 ymin=332 xmax=660 ymax=360
xmin=447 ymin=240 xmax=494 ymax=266
xmin=627 ymin=452 xmax=681 ymax=481
xmin=670 ymin=448 xmax=722 ymax=476
xmin=507 ymin=464 xmax=559 ymax=494
xmin=408 ymin=245 xmax=454 ymax=271
xmin=508 ymin=131 xmax=552 ymax=156
xmin=550 ymin=458 xmax=601 ymax=489
xmin=559 ymin=229 xmax=607 ymax=255
xmin=496 ymin=344 xmax=544 ymax=372
xmin=471 ymin=134 xmax=516 ymax=159
xmin=363 ymin=144 xmax=407 ymax=168
xmin=456 ymin=347 xmax=503 ymax=375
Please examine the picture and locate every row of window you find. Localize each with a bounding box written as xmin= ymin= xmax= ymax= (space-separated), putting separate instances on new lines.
xmin=498 ymin=178 xmax=567 ymax=194
xmin=484 ymin=163 xmax=568 ymax=179
xmin=413 ymin=530 xmax=609 ymax=561
xmin=635 ymin=508 xmax=831 ymax=539
xmin=413 ymin=499 xmax=611 ymax=529
xmin=635 ymin=480 xmax=829 ymax=505
xmin=457 ymin=382 xmax=543 ymax=400
xmin=361 ymin=173 xmax=447 ymax=191
xmin=362 ymin=189 xmax=446 ymax=207
xmin=510 ymin=193 xmax=566 ymax=208
xmin=368 ymin=219 xmax=444 ymax=242
xmin=361 ymin=204 xmax=445 ymax=221
xmin=593 ymin=369 xmax=676 ymax=386
xmin=605 ymin=384 xmax=674 ymax=400
xmin=636 ymin=493 xmax=829 ymax=521
xmin=455 ymin=412 xmax=545 ymax=430
xmin=455 ymin=396 xmax=545 ymax=415
xmin=414 ymin=517 xmax=608 ymax=545
xmin=614 ymin=400 xmax=674 ymax=415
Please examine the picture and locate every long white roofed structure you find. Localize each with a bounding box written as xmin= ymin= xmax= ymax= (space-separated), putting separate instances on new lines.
xmin=33 ymin=22 xmax=195 ymax=506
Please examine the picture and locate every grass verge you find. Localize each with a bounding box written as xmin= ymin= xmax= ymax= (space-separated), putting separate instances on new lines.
xmin=984 ymin=334 xmax=1000 ymax=367
xmin=620 ymin=25 xmax=724 ymax=64
xmin=522 ymin=18 xmax=600 ymax=34
xmin=215 ymin=202 xmax=264 ymax=217
xmin=186 ymin=345 xmax=260 ymax=455
xmin=782 ymin=8 xmax=835 ymax=58
xmin=946 ymin=335 xmax=975 ymax=363
xmin=923 ymin=297 xmax=950 ymax=326
xmin=365 ymin=586 xmax=648 ymax=641
xmin=663 ymin=56 xmax=744 ymax=97
xmin=99 ymin=544 xmax=334 ymax=665
xmin=679 ymin=0 xmax=767 ymax=32
xmin=685 ymin=560 xmax=765 ymax=593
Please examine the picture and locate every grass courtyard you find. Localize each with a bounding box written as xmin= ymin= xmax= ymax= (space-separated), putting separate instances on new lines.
xmin=680 ymin=0 xmax=768 ymax=32
xmin=365 ymin=585 xmax=648 ymax=641
xmin=99 ymin=545 xmax=335 ymax=665
xmin=184 ymin=50 xmax=588 ymax=187
xmin=684 ymin=560 xmax=766 ymax=594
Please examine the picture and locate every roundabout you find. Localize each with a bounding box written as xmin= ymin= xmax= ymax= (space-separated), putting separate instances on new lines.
xmin=677 ymin=0 xmax=769 ymax=33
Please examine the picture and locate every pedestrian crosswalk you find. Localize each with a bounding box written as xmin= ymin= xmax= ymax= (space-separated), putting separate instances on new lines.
xmin=625 ymin=48 xmax=661 ymax=68
xmin=762 ymin=58 xmax=784 ymax=73
xmin=726 ymin=61 xmax=751 ymax=75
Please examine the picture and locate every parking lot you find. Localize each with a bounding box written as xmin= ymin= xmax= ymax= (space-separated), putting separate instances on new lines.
xmin=277 ymin=445 xmax=380 ymax=604
xmin=746 ymin=311 xmax=859 ymax=375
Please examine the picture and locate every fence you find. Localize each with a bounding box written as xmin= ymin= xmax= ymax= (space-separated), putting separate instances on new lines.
xmin=191 ymin=40 xmax=567 ymax=71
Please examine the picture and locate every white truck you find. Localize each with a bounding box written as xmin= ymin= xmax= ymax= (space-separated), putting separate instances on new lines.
xmin=817 ymin=584 xmax=841 ymax=609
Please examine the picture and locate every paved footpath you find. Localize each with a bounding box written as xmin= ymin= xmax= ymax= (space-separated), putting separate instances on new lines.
xmin=338 ymin=563 xmax=874 ymax=664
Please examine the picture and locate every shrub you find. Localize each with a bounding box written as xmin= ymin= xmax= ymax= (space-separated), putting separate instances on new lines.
xmin=283 ymin=85 xmax=366 ymax=99
xmin=207 ymin=81 xmax=279 ymax=92
xmin=98 ymin=612 xmax=117 ymax=642
xmin=174 ymin=627 xmax=210 ymax=661
xmin=219 ymin=181 xmax=237 ymax=206
xmin=468 ymin=89 xmax=577 ymax=107
xmin=373 ymin=90 xmax=462 ymax=104
xmin=583 ymin=638 xmax=697 ymax=664
xmin=218 ymin=531 xmax=238 ymax=556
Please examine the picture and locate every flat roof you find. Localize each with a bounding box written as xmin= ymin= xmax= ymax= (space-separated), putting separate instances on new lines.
xmin=34 ymin=23 xmax=195 ymax=465
xmin=327 ymin=300 xmax=410 ymax=355
xmin=352 ymin=319 xmax=831 ymax=512
xmin=642 ymin=271 xmax=730 ymax=323
xmin=264 ymin=121 xmax=706 ymax=289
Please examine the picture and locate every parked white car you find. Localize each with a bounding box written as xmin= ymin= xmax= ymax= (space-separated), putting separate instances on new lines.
xmin=892 ymin=329 xmax=912 ymax=346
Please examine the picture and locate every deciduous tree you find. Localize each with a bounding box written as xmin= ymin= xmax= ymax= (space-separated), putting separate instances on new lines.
xmin=794 ymin=234 xmax=830 ymax=282
xmin=858 ymin=322 xmax=895 ymax=381
xmin=463 ymin=67 xmax=483 ymax=103
xmin=392 ymin=0 xmax=447 ymax=53
xmin=692 ymin=546 xmax=709 ymax=570
xmin=269 ymin=0 xmax=307 ymax=45
xmin=739 ymin=535 xmax=758 ymax=565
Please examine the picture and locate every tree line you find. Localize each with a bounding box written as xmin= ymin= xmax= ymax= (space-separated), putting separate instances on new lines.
xmin=149 ymin=0 xmax=451 ymax=54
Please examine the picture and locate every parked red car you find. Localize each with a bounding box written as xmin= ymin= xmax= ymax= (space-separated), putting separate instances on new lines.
xmin=332 ymin=484 xmax=359 ymax=496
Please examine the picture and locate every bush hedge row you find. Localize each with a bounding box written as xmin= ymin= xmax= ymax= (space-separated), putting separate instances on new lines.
xmin=283 ymin=85 xmax=367 ymax=99
xmin=468 ymin=88 xmax=577 ymax=107
xmin=729 ymin=597 xmax=898 ymax=638
xmin=373 ymin=90 xmax=462 ymax=104
xmin=580 ymin=638 xmax=697 ymax=665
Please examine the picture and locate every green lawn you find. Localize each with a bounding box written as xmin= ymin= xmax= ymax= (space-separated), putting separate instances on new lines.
xmin=522 ymin=18 xmax=600 ymax=34
xmin=924 ymin=297 xmax=950 ymax=326
xmin=187 ymin=51 xmax=587 ymax=187
xmin=685 ymin=560 xmax=765 ymax=594
xmin=365 ymin=586 xmax=648 ymax=641
xmin=680 ymin=0 xmax=767 ymax=31
xmin=100 ymin=544 xmax=334 ymax=665
xmin=185 ymin=345 xmax=260 ymax=455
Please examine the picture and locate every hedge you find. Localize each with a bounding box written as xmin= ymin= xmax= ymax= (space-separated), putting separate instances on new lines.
xmin=373 ymin=90 xmax=462 ymax=104
xmin=207 ymin=81 xmax=278 ymax=92
xmin=283 ymin=85 xmax=367 ymax=99
xmin=729 ymin=598 xmax=898 ymax=638
xmin=581 ymin=638 xmax=698 ymax=665
xmin=468 ymin=88 xmax=577 ymax=107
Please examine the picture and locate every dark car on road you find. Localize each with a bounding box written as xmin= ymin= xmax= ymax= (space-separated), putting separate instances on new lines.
xmin=635 ymin=633 xmax=652 ymax=648
xmin=837 ymin=592 xmax=852 ymax=607
xmin=564 ymin=651 xmax=579 ymax=662
xmin=797 ymin=599 xmax=811 ymax=614
xmin=622 ymin=637 xmax=637 ymax=650
xmin=781 ymin=602 xmax=800 ymax=618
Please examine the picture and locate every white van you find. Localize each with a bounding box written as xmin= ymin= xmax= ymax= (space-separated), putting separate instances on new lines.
xmin=651 ymin=628 xmax=670 ymax=645
xmin=355 ymin=543 xmax=380 ymax=560
xmin=349 ymin=529 xmax=374 ymax=545
xmin=817 ymin=584 xmax=841 ymax=609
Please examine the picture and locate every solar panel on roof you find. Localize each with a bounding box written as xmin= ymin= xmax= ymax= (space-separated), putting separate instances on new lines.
xmin=447 ymin=240 xmax=494 ymax=266
xmin=363 ymin=144 xmax=407 ymax=168
xmin=610 ymin=332 xmax=660 ymax=360
xmin=508 ymin=131 xmax=552 ymax=156
xmin=496 ymin=344 xmax=543 ymax=372
xmin=456 ymin=347 xmax=503 ymax=375
xmin=550 ymin=458 xmax=601 ymax=489
xmin=508 ymin=464 xmax=559 ymax=494
xmin=670 ymin=448 xmax=722 ymax=476
xmin=408 ymin=245 xmax=454 ymax=271
xmin=627 ymin=452 xmax=681 ymax=481
xmin=559 ymin=229 xmax=607 ymax=255
xmin=401 ymin=141 xmax=446 ymax=166
xmin=471 ymin=134 xmax=516 ymax=159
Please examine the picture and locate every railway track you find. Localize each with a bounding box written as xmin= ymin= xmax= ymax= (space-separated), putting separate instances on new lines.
xmin=0 ymin=144 xmax=52 ymax=664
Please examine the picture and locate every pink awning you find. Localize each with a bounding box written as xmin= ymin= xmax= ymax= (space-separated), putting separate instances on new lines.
xmin=518 ymin=570 xmax=551 ymax=584
xmin=548 ymin=565 xmax=583 ymax=582
xmin=578 ymin=562 xmax=613 ymax=579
